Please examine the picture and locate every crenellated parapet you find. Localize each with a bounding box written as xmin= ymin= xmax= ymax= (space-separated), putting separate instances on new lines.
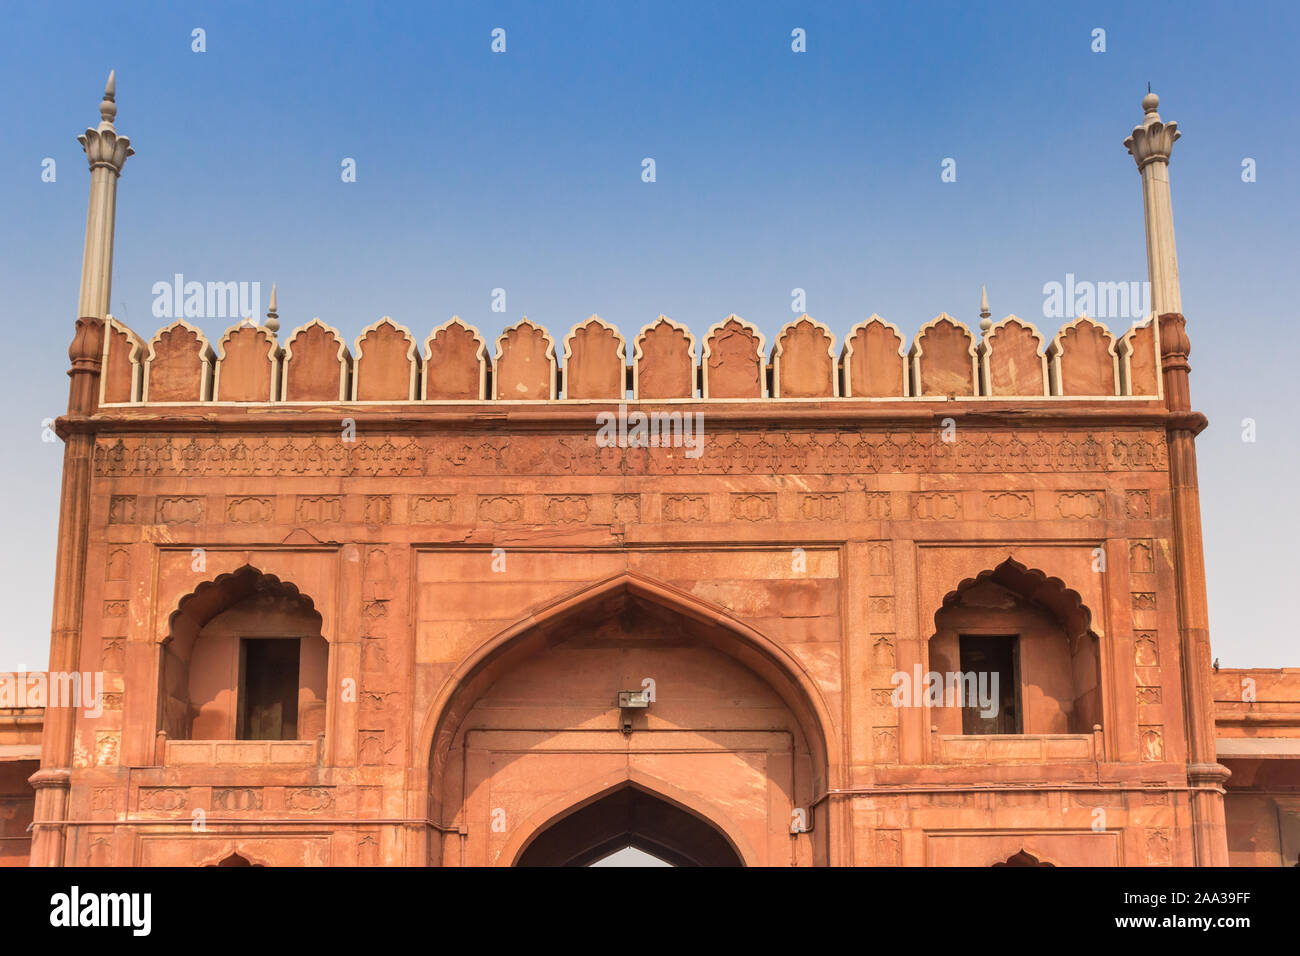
xmin=96 ymin=309 xmax=1165 ymax=406
xmin=283 ymin=318 xmax=351 ymax=402
xmin=141 ymin=320 xmax=215 ymax=403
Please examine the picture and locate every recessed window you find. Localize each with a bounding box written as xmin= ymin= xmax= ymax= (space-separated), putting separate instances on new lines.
xmin=237 ymin=638 xmax=301 ymax=740
xmin=958 ymin=635 xmax=1020 ymax=735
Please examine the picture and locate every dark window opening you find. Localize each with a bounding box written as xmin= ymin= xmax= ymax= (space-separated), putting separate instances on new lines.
xmin=958 ymin=635 xmax=1020 ymax=734
xmin=237 ymin=638 xmax=300 ymax=740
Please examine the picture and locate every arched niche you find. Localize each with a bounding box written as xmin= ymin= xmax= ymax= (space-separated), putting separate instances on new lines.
xmin=159 ymin=566 xmax=327 ymax=743
xmin=929 ymin=559 xmax=1102 ymax=737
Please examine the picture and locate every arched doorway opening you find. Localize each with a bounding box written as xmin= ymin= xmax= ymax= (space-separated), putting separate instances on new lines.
xmin=516 ymin=783 xmax=743 ymax=867
xmin=422 ymin=571 xmax=836 ymax=867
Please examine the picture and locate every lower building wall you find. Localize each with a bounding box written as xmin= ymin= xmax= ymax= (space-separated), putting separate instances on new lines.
xmin=1223 ymin=789 xmax=1300 ymax=867
xmin=849 ymin=790 xmax=1193 ymax=866
xmin=0 ymin=760 xmax=37 ymax=867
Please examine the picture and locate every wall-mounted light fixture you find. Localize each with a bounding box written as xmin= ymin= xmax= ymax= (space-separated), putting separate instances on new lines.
xmin=617 ymin=689 xmax=651 ymax=735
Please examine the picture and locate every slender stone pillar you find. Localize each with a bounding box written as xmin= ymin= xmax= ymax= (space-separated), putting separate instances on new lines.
xmin=1125 ymin=92 xmax=1182 ymax=318
xmin=30 ymin=73 xmax=133 ymax=867
xmin=1125 ymin=92 xmax=1229 ymax=866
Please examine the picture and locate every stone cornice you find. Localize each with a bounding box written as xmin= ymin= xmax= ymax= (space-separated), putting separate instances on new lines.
xmin=54 ymin=398 xmax=1198 ymax=438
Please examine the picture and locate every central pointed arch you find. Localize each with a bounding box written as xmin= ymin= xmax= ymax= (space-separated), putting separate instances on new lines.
xmin=417 ymin=569 xmax=840 ymax=865
xmin=417 ymin=569 xmax=836 ymax=782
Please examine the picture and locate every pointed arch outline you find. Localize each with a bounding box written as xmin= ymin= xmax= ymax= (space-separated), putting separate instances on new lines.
xmin=933 ymin=556 xmax=1097 ymax=643
xmin=992 ymin=848 xmax=1058 ymax=867
xmin=416 ymin=569 xmax=838 ymax=784
xmin=503 ymin=768 xmax=757 ymax=867
xmin=198 ymin=846 xmax=270 ymax=867
xmin=161 ymin=562 xmax=322 ymax=646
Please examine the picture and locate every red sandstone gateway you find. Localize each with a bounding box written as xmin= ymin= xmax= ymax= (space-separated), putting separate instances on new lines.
xmin=2 ymin=77 xmax=1297 ymax=868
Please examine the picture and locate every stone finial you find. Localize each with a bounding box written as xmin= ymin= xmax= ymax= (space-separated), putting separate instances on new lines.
xmin=265 ymin=283 xmax=280 ymax=333
xmin=99 ymin=70 xmax=117 ymax=129
xmin=979 ymin=285 xmax=991 ymax=332
xmin=1124 ymin=88 xmax=1179 ymax=169
xmin=79 ymin=70 xmax=133 ymax=174
xmin=1142 ymin=90 xmax=1159 ymax=120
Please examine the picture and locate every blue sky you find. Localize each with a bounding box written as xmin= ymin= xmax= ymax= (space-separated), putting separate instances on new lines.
xmin=1 ymin=0 xmax=1296 ymax=667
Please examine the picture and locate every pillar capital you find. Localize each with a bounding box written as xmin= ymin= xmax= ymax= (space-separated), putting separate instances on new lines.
xmin=1124 ymin=91 xmax=1180 ymax=170
xmin=27 ymin=767 xmax=71 ymax=790
xmin=77 ymin=71 xmax=133 ymax=175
